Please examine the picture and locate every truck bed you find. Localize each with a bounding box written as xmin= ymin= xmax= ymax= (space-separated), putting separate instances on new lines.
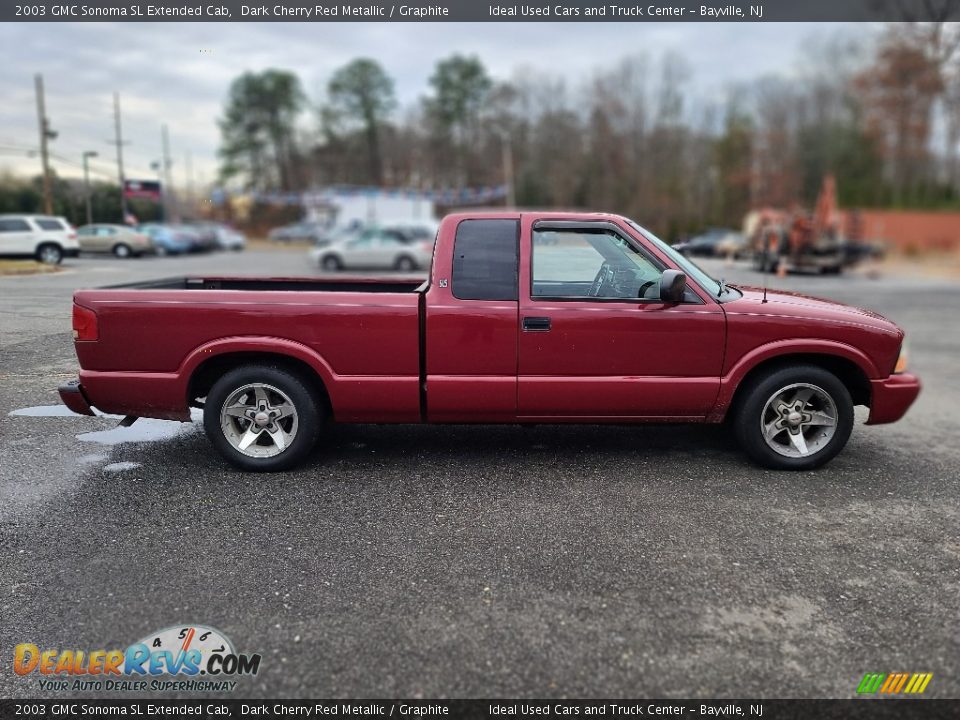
xmin=72 ymin=275 xmax=425 ymax=423
xmin=103 ymin=274 xmax=427 ymax=293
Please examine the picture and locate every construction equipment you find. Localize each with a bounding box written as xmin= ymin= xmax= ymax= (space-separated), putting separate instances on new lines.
xmin=746 ymin=175 xmax=861 ymax=275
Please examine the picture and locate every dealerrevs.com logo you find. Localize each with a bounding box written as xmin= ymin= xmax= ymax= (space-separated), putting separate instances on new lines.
xmin=13 ymin=624 xmax=261 ymax=693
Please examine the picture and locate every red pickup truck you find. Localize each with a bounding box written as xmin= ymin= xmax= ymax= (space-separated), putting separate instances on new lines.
xmin=59 ymin=212 xmax=920 ymax=472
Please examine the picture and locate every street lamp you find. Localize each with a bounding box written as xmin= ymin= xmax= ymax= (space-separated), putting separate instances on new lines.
xmin=82 ymin=151 xmax=98 ymax=226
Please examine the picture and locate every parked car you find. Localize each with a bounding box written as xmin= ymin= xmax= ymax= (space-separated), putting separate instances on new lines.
xmin=0 ymin=214 xmax=79 ymax=264
xmin=673 ymin=228 xmax=733 ymax=258
xmin=269 ymin=221 xmax=328 ymax=243
xmin=207 ymin=223 xmax=246 ymax=251
xmin=714 ymin=231 xmax=749 ymax=259
xmin=177 ymin=224 xmax=217 ymax=252
xmin=60 ymin=211 xmax=920 ymax=473
xmin=76 ymin=224 xmax=154 ymax=258
xmin=138 ymin=224 xmax=193 ymax=256
xmin=312 ymin=226 xmax=433 ymax=271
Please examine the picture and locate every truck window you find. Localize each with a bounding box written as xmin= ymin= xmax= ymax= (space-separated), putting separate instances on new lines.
xmin=532 ymin=228 xmax=662 ymax=299
xmin=452 ymin=219 xmax=519 ymax=301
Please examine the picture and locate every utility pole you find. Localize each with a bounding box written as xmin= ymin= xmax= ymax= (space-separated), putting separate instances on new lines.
xmin=161 ymin=124 xmax=177 ymax=222
xmin=112 ymin=92 xmax=130 ymax=222
xmin=184 ymin=150 xmax=194 ymax=213
xmin=82 ymin=151 xmax=98 ymax=225
xmin=34 ymin=74 xmax=56 ymax=214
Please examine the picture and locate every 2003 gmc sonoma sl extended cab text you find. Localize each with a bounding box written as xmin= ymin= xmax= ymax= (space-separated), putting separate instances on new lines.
xmin=59 ymin=212 xmax=921 ymax=472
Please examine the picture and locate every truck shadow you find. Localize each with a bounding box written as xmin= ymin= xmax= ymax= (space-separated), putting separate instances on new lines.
xmin=319 ymin=422 xmax=735 ymax=464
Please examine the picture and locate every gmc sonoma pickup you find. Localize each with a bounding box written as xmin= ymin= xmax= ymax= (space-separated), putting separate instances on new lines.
xmin=59 ymin=212 xmax=921 ymax=472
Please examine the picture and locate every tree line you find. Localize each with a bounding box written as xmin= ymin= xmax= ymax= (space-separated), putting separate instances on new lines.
xmin=217 ymin=21 xmax=960 ymax=239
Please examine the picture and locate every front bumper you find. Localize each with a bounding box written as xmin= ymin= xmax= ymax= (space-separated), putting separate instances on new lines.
xmin=866 ymin=373 xmax=922 ymax=425
xmin=58 ymin=379 xmax=95 ymax=416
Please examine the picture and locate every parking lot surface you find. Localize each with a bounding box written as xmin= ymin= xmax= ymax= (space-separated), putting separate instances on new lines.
xmin=1 ymin=251 xmax=958 ymax=698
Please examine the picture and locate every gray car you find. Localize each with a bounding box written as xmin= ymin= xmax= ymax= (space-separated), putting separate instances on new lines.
xmin=311 ymin=227 xmax=433 ymax=272
xmin=269 ymin=221 xmax=328 ymax=243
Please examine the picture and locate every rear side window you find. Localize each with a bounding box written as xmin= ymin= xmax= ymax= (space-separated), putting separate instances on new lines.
xmin=452 ymin=219 xmax=519 ymax=301
xmin=0 ymin=219 xmax=31 ymax=232
xmin=36 ymin=218 xmax=66 ymax=231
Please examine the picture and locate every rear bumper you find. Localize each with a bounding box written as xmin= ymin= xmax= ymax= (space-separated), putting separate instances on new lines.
xmin=74 ymin=369 xmax=191 ymax=421
xmin=63 ymin=248 xmax=80 ymax=258
xmin=58 ymin=379 xmax=95 ymax=416
xmin=867 ymin=373 xmax=921 ymax=425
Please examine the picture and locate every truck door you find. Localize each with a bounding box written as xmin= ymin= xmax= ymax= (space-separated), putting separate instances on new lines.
xmin=517 ymin=219 xmax=725 ymax=419
xmin=425 ymin=218 xmax=519 ymax=422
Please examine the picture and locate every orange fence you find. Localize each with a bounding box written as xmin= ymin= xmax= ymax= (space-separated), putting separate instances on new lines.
xmin=845 ymin=210 xmax=960 ymax=252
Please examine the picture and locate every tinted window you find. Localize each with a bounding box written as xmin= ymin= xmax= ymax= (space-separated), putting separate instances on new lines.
xmin=0 ymin=219 xmax=31 ymax=232
xmin=452 ymin=219 xmax=518 ymax=301
xmin=36 ymin=218 xmax=66 ymax=231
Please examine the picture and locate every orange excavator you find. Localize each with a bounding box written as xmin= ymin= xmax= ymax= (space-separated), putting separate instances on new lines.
xmin=746 ymin=175 xmax=854 ymax=274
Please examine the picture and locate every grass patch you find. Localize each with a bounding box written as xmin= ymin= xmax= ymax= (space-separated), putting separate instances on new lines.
xmin=0 ymin=260 xmax=61 ymax=276
xmin=246 ymin=237 xmax=313 ymax=252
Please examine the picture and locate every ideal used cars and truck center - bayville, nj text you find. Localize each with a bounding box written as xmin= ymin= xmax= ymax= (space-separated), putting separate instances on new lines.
xmin=25 ymin=4 xmax=762 ymax=19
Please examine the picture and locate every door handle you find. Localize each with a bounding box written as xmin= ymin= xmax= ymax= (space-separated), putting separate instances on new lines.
xmin=522 ymin=316 xmax=551 ymax=332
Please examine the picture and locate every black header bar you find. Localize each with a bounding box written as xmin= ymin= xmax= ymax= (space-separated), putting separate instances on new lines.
xmin=3 ymin=0 xmax=960 ymax=22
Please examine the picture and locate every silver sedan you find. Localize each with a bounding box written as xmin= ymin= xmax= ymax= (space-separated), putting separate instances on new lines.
xmin=312 ymin=228 xmax=433 ymax=272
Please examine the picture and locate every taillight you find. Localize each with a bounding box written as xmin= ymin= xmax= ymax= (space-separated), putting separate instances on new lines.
xmin=72 ymin=304 xmax=98 ymax=341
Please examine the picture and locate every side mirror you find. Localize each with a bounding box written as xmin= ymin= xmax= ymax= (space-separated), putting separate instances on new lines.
xmin=659 ymin=269 xmax=687 ymax=303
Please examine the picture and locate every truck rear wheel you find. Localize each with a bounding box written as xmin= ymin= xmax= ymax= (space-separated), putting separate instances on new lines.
xmin=733 ymin=365 xmax=853 ymax=470
xmin=204 ymin=365 xmax=321 ymax=472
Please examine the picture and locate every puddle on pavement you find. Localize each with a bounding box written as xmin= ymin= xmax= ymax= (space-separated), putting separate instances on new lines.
xmin=103 ymin=461 xmax=143 ymax=472
xmin=77 ymin=454 xmax=109 ymax=465
xmin=9 ymin=404 xmax=115 ymax=418
xmin=76 ymin=410 xmax=203 ymax=446
xmin=9 ymin=404 xmax=203 ymax=446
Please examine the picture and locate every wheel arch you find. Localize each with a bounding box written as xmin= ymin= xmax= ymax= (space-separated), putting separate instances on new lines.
xmin=35 ymin=240 xmax=64 ymax=254
xmin=183 ymin=339 xmax=335 ymax=419
xmin=714 ymin=343 xmax=875 ymax=421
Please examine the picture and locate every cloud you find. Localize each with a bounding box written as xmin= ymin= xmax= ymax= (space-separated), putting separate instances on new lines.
xmin=0 ymin=21 xmax=851 ymax=184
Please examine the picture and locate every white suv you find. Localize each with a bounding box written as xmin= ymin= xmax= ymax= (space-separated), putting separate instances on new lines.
xmin=0 ymin=214 xmax=80 ymax=264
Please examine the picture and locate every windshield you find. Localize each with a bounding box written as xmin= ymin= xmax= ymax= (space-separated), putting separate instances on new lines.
xmin=626 ymin=219 xmax=723 ymax=298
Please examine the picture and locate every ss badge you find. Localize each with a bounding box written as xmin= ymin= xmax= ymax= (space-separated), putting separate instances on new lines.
xmin=439 ymin=278 xmax=448 ymax=288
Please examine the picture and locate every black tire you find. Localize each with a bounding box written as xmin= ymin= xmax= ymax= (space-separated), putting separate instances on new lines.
xmin=321 ymin=255 xmax=342 ymax=272
xmin=36 ymin=243 xmax=63 ymax=265
xmin=732 ymin=364 xmax=854 ymax=470
xmin=394 ymin=255 xmax=417 ymax=272
xmin=203 ymin=365 xmax=322 ymax=472
xmin=113 ymin=243 xmax=132 ymax=258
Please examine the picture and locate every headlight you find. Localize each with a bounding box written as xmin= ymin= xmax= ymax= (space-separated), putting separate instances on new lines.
xmin=894 ymin=344 xmax=908 ymax=374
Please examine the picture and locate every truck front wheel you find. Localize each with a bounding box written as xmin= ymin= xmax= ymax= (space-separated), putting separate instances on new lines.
xmin=733 ymin=365 xmax=854 ymax=470
xmin=204 ymin=365 xmax=321 ymax=472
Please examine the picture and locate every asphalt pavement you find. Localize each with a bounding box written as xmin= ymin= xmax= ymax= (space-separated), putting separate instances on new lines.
xmin=0 ymin=249 xmax=958 ymax=699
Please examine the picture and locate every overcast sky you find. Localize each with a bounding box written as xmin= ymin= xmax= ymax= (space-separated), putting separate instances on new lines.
xmin=0 ymin=22 xmax=855 ymax=187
